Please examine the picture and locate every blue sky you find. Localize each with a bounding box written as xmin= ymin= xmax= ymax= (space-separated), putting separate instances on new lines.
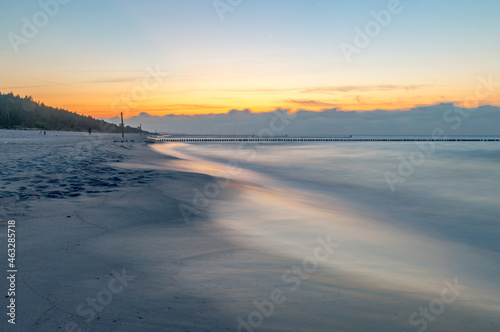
xmin=1 ymin=0 xmax=499 ymax=117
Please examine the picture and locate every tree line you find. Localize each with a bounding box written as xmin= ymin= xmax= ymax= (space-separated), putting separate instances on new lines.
xmin=0 ymin=92 xmax=144 ymax=133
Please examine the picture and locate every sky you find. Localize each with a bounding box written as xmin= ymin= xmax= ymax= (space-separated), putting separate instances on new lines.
xmin=1 ymin=0 xmax=499 ymax=120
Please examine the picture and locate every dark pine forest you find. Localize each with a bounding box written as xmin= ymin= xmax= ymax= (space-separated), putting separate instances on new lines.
xmin=0 ymin=92 xmax=143 ymax=133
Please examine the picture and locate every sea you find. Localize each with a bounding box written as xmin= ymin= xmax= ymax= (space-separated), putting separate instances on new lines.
xmin=153 ymin=137 xmax=500 ymax=329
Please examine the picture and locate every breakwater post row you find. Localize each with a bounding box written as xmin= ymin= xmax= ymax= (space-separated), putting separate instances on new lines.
xmin=148 ymin=137 xmax=499 ymax=143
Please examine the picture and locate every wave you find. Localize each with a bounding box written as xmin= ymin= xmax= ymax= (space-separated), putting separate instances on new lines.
xmin=153 ymin=141 xmax=500 ymax=313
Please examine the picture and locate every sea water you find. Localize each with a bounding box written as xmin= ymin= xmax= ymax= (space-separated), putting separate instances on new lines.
xmin=153 ymin=139 xmax=500 ymax=317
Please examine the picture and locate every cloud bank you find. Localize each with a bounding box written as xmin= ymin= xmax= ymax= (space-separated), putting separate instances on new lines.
xmin=103 ymin=104 xmax=500 ymax=135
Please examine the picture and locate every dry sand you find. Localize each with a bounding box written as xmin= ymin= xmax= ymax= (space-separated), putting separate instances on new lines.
xmin=0 ymin=130 xmax=242 ymax=331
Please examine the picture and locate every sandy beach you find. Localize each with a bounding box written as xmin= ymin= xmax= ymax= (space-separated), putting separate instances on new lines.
xmin=1 ymin=130 xmax=499 ymax=332
xmin=0 ymin=130 xmax=237 ymax=331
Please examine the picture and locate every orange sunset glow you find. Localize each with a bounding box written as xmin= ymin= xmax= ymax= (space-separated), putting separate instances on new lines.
xmin=1 ymin=1 xmax=499 ymax=119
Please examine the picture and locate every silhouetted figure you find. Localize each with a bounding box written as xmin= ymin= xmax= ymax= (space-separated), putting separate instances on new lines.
xmin=88 ymin=127 xmax=91 ymax=135
xmin=44 ymin=131 xmax=46 ymax=135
